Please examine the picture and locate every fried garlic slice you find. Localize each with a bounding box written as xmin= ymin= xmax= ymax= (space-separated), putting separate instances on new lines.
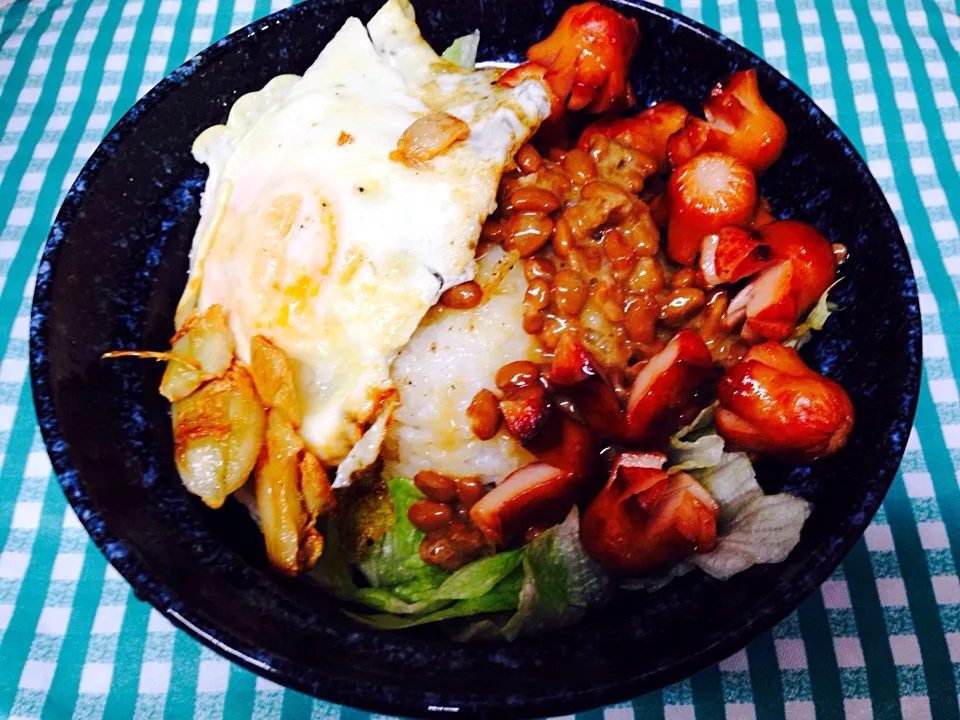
xmin=256 ymin=411 xmax=304 ymax=573
xmin=160 ymin=304 xmax=235 ymax=401
xmin=172 ymin=365 xmax=265 ymax=509
xmin=301 ymin=451 xmax=336 ymax=522
xmin=250 ymin=335 xmax=302 ymax=427
xmin=256 ymin=411 xmax=335 ymax=574
xmin=389 ymin=111 xmax=470 ymax=167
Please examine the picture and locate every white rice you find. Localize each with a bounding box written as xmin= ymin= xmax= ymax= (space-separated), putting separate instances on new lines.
xmin=382 ymin=248 xmax=538 ymax=484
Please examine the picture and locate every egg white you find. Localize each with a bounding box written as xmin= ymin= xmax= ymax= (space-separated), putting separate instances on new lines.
xmin=176 ymin=0 xmax=551 ymax=470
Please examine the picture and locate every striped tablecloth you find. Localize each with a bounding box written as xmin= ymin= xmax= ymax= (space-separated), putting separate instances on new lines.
xmin=1 ymin=0 xmax=959 ymax=717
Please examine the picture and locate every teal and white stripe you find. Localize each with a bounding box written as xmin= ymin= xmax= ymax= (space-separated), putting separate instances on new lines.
xmin=3 ymin=0 xmax=960 ymax=716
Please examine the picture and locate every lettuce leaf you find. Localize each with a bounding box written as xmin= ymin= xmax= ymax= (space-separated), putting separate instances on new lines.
xmin=308 ymin=517 xmax=444 ymax=614
xmin=691 ymin=452 xmax=811 ymax=580
xmin=694 ymin=493 xmax=811 ymax=580
xmin=309 ymin=517 xmax=360 ymax=601
xmin=355 ymin=476 xmax=448 ymax=599
xmin=784 ymin=282 xmax=839 ymax=350
xmin=346 ymin=507 xmax=608 ymax=638
xmin=432 ymin=548 xmax=524 ymax=601
xmin=667 ymin=404 xmax=724 ymax=472
xmin=693 ymin=451 xmax=759 ymax=515
xmin=315 ymin=478 xmax=527 ymax=625
xmin=502 ymin=508 xmax=610 ymax=640
xmin=441 ymin=31 xmax=480 ymax=70
xmin=347 ymin=567 xmax=523 ymax=630
xmin=351 ymin=588 xmax=449 ymax=615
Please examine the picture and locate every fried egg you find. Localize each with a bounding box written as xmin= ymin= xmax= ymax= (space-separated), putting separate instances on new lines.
xmin=176 ymin=0 xmax=552 ymax=472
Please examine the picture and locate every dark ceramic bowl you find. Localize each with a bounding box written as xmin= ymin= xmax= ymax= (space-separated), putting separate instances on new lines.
xmin=29 ymin=0 xmax=920 ymax=717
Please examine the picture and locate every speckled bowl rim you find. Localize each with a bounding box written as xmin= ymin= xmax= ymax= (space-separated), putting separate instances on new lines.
xmin=29 ymin=0 xmax=921 ymax=716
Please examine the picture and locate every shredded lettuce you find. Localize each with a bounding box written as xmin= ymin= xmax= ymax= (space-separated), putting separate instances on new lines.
xmin=667 ymin=404 xmax=724 ymax=472
xmin=315 ymin=459 xmax=809 ymax=634
xmin=691 ymin=452 xmax=811 ymax=580
xmin=441 ymin=31 xmax=480 ymax=70
xmin=432 ymin=548 xmax=524 ymax=601
xmin=347 ymin=507 xmax=610 ymax=638
xmin=355 ymin=477 xmax=448 ymax=600
xmin=347 ymin=568 xmax=523 ymax=630
xmin=502 ymin=508 xmax=610 ymax=640
xmin=785 ymin=282 xmax=839 ymax=349
xmin=308 ymin=517 xmax=440 ymax=613
xmin=352 ymin=588 xmax=449 ymax=616
xmin=312 ymin=477 xmax=527 ymax=629
xmin=309 ymin=517 xmax=362 ymax=600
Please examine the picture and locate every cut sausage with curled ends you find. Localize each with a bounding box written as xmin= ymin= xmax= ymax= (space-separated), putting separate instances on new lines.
xmin=625 ymin=330 xmax=714 ymax=445
xmin=546 ymin=334 xmax=625 ymax=440
xmin=469 ymin=405 xmax=597 ymax=546
xmin=579 ymin=100 xmax=690 ymax=170
xmin=581 ymin=453 xmax=718 ymax=574
xmin=703 ymin=69 xmax=787 ymax=174
xmin=172 ymin=365 xmax=265 ymax=509
xmin=517 ymin=2 xmax=640 ymax=113
xmin=724 ymin=220 xmax=836 ymax=343
xmin=544 ymin=331 xmax=713 ymax=448
xmin=760 ymin=220 xmax=836 ymax=313
xmin=665 ymin=116 xmax=712 ymax=168
xmin=724 ymin=261 xmax=796 ymax=342
xmin=699 ymin=225 xmax=773 ymax=288
xmin=389 ymin=111 xmax=470 ymax=167
xmin=499 ymin=385 xmax=553 ymax=445
xmin=715 ymin=341 xmax=854 ymax=462
xmin=470 ymin=462 xmax=574 ymax=545
xmin=660 ymin=70 xmax=785 ymax=174
xmin=666 ymin=152 xmax=758 ymax=266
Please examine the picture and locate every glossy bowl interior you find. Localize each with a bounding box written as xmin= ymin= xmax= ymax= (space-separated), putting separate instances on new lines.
xmin=30 ymin=0 xmax=920 ymax=717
